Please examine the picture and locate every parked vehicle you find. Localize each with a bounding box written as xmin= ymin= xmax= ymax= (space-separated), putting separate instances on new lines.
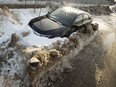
xmin=29 ymin=6 xmax=98 ymax=38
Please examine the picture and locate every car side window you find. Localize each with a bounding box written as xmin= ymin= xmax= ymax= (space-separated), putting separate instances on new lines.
xmin=74 ymin=14 xmax=83 ymax=23
xmin=83 ymin=14 xmax=89 ymax=20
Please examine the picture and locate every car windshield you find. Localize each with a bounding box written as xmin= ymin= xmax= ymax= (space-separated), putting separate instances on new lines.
xmin=48 ymin=8 xmax=77 ymax=26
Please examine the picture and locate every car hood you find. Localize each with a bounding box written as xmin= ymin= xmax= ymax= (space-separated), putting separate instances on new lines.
xmin=33 ymin=18 xmax=65 ymax=31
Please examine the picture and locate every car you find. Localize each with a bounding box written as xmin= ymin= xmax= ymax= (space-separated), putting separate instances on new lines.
xmin=29 ymin=6 xmax=98 ymax=38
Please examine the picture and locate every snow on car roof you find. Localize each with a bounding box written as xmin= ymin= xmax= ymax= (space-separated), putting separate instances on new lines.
xmin=62 ymin=6 xmax=87 ymax=15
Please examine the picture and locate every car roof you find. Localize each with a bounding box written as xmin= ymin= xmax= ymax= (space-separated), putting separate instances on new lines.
xmin=62 ymin=6 xmax=90 ymax=15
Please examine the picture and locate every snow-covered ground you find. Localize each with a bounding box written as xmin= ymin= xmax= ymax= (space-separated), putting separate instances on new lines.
xmin=0 ymin=7 xmax=66 ymax=47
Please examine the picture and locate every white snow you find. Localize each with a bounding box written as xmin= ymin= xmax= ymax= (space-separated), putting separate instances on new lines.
xmin=0 ymin=7 xmax=66 ymax=47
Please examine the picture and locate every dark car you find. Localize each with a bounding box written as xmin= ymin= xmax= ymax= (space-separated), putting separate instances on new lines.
xmin=29 ymin=6 xmax=97 ymax=38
